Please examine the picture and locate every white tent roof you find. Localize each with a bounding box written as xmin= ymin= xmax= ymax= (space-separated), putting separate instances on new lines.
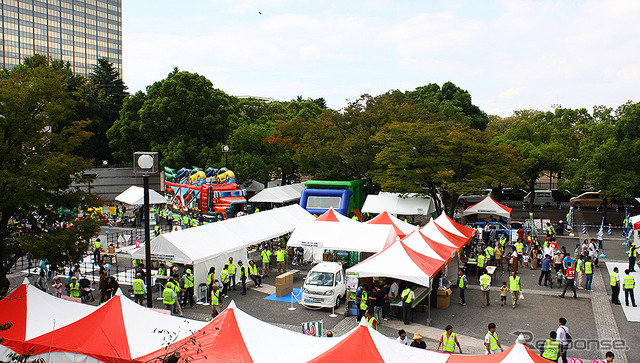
xmin=287 ymin=221 xmax=397 ymax=255
xmin=433 ymin=211 xmax=475 ymax=240
xmin=401 ymin=230 xmax=451 ymax=261
xmin=346 ymin=240 xmax=445 ymax=287
xmin=248 ymin=183 xmax=305 ymax=203
xmin=362 ymin=192 xmax=436 ymax=215
xmin=366 ymin=210 xmax=418 ymax=238
xmin=461 ymin=196 xmax=512 ymax=219
xmin=631 ymin=214 xmax=640 ymax=230
xmin=115 ymin=185 xmax=168 ymax=206
xmin=131 ymin=204 xmax=314 ymax=264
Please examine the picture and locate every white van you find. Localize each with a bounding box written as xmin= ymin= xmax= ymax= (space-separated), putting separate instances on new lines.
xmin=301 ymin=262 xmax=346 ymax=309
xmin=523 ymin=190 xmax=554 ymax=207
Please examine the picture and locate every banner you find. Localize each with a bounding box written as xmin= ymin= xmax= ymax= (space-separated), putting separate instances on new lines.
xmin=302 ymin=320 xmax=323 ymax=337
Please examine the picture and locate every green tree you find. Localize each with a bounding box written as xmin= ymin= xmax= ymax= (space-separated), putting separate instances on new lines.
xmin=0 ymin=61 xmax=100 ymax=295
xmin=374 ymin=120 xmax=518 ymax=214
xmin=406 ymin=82 xmax=490 ymax=131
xmin=492 ymin=109 xmax=578 ymax=212
xmin=108 ymin=69 xmax=239 ymax=168
xmin=563 ymin=102 xmax=640 ymax=222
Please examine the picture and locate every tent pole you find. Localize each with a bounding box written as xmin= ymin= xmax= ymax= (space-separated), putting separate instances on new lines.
xmin=427 ymin=277 xmax=432 ymax=326
xmin=144 ymin=174 xmax=153 ymax=308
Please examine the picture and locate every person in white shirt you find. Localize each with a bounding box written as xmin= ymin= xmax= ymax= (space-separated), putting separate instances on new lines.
xmin=389 ymin=279 xmax=400 ymax=301
xmin=556 ymin=317 xmax=570 ymax=363
xmin=396 ymin=329 xmax=409 ymax=345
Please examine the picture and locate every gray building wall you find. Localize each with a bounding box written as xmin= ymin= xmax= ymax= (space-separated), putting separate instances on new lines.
xmin=72 ymin=167 xmax=162 ymax=203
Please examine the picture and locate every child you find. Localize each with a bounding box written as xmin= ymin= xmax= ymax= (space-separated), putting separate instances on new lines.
xmin=53 ymin=276 xmax=63 ymax=298
xmin=556 ymin=270 xmax=564 ymax=288
xmin=500 ymin=281 xmax=509 ymax=306
xmin=523 ymin=254 xmax=529 ymax=268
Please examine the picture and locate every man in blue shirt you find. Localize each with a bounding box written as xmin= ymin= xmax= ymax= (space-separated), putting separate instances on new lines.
xmin=563 ymin=255 xmax=574 ymax=271
xmin=538 ymin=255 xmax=553 ymax=287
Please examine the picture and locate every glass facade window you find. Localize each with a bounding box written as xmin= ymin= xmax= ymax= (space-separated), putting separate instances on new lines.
xmin=1 ymin=0 xmax=122 ymax=77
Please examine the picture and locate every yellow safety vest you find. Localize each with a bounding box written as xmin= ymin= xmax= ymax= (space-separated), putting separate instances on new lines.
xmin=610 ymin=272 xmax=618 ymax=286
xmin=542 ymin=339 xmax=559 ymax=360
xmin=228 ymin=263 xmax=236 ymax=275
xmin=70 ymin=282 xmax=80 ymax=298
xmin=163 ymin=287 xmax=175 ymax=305
xmin=158 ymin=267 xmax=166 ymax=276
xmin=401 ymin=288 xmax=414 ymax=303
xmin=477 ymin=254 xmax=485 ymax=268
xmin=211 ymin=289 xmax=220 ymax=306
xmin=360 ymin=290 xmax=368 ymax=310
xmin=624 ymin=275 xmax=635 ymax=289
xmin=585 ymin=261 xmax=593 ymax=275
xmin=480 ymin=274 xmax=491 ymax=289
xmin=221 ymin=269 xmax=229 ymax=283
xmin=367 ymin=316 xmax=377 ymax=330
xmin=94 ymin=241 xmax=101 ymax=250
xmin=207 ymin=273 xmax=215 ymax=285
xmin=261 ymin=250 xmax=271 ymax=263
xmin=133 ymin=279 xmax=145 ymax=294
xmin=458 ymin=275 xmax=466 ymax=289
xmin=183 ymin=273 xmax=194 ymax=288
xmin=509 ymin=275 xmax=520 ymax=291
xmin=485 ymin=331 xmax=498 ymax=352
xmin=515 ymin=243 xmax=523 ymax=253
xmin=629 ymin=245 xmax=637 ymax=257
xmin=276 ymin=250 xmax=286 ymax=262
xmin=441 ymin=332 xmax=456 ymax=353
xmin=486 ymin=247 xmax=494 ymax=258
xmin=249 ymin=264 xmax=258 ymax=275
xmin=576 ymin=260 xmax=583 ymax=273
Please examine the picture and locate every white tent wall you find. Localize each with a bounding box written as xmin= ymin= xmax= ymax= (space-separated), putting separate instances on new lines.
xmin=362 ymin=192 xmax=436 ymax=216
xmin=288 ymin=222 xmax=397 ymax=263
xmin=193 ymin=247 xmax=248 ymax=300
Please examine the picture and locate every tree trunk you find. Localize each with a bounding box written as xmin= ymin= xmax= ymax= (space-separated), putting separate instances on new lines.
xmin=603 ymin=198 xmax=608 ymax=224
xmin=528 ymin=180 xmax=536 ymax=214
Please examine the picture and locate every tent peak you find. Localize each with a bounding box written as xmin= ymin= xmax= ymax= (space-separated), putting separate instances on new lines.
xmin=515 ymin=333 xmax=528 ymax=344
xmin=22 ymin=277 xmax=30 ymax=285
xmin=115 ymin=288 xmax=124 ymax=296
xmin=228 ymin=300 xmax=237 ymax=309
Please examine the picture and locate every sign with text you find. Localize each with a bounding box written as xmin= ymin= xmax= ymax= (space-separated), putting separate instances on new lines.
xmin=300 ymin=241 xmax=323 ymax=248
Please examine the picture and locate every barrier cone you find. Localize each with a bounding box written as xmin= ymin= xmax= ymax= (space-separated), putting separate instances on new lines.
xmin=607 ymin=224 xmax=612 ymax=236
xmin=582 ymin=223 xmax=587 ymax=234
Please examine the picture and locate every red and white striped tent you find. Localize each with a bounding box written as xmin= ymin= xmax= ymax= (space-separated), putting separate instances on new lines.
xmin=366 ymin=211 xmax=418 ymax=239
xmin=309 ymin=319 xmax=450 ymax=363
xmin=447 ymin=334 xmax=551 ymax=363
xmin=433 ymin=212 xmax=476 ymax=241
xmin=419 ymin=219 xmax=470 ymax=249
xmin=461 ymin=196 xmax=512 ymax=220
xmin=401 ymin=230 xmax=458 ymax=262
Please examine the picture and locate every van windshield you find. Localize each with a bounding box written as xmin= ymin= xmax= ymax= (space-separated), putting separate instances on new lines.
xmin=306 ymin=272 xmax=334 ymax=286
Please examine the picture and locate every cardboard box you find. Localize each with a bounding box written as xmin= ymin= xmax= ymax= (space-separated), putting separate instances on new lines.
xmin=436 ymin=288 xmax=452 ymax=309
xmin=275 ymin=271 xmax=294 ymax=297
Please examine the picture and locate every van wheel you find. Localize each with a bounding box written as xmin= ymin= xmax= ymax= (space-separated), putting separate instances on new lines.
xmin=216 ymin=212 xmax=224 ymax=220
xmin=335 ymin=295 xmax=341 ymax=309
xmin=573 ymin=202 xmax=581 ymax=206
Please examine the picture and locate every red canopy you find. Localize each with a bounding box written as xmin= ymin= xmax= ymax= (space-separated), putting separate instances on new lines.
xmin=366 ymin=211 xmax=416 ymax=238
xmin=434 ymin=212 xmax=475 ymax=240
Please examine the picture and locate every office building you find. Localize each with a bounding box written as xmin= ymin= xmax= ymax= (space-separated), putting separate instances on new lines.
xmin=1 ymin=0 xmax=122 ymax=77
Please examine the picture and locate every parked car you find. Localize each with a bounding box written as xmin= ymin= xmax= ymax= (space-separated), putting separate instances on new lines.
xmin=570 ymin=191 xmax=610 ymax=206
xmin=523 ymin=190 xmax=554 ymax=207
xmin=474 ymin=221 xmax=512 ymax=240
xmin=458 ymin=189 xmax=492 ymax=204
xmin=301 ymin=262 xmax=346 ymax=309
xmin=501 ymin=188 xmax=528 ymax=201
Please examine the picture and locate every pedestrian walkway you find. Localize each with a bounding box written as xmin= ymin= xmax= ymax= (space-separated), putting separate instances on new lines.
xmin=604 ymin=262 xmax=640 ymax=323
xmin=466 ymin=284 xmax=588 ymax=298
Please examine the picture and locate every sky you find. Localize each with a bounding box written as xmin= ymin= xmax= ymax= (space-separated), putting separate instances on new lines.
xmin=123 ymin=0 xmax=640 ymax=117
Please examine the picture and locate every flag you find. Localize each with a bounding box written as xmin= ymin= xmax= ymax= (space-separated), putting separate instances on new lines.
xmin=597 ymin=218 xmax=604 ymax=241
xmin=302 ymin=320 xmax=323 ymax=337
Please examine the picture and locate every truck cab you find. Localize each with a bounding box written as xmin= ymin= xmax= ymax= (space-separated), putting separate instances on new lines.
xmin=301 ymin=262 xmax=347 ymax=309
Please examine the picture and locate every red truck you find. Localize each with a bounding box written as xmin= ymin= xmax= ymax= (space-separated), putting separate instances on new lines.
xmin=165 ymin=178 xmax=252 ymax=220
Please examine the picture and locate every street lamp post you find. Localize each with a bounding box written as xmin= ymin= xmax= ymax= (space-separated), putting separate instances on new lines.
xmin=222 ymin=145 xmax=229 ymax=168
xmin=134 ymin=152 xmax=158 ymax=308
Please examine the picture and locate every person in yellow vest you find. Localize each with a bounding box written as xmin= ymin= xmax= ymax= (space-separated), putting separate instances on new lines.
xmin=480 ymin=270 xmax=491 ymax=308
xmin=275 ymin=246 xmax=287 ymax=274
xmin=458 ymin=269 xmax=467 ymax=306
xmin=575 ymin=256 xmax=584 ymax=289
xmin=584 ymin=256 xmax=594 ymax=291
xmin=93 ymin=238 xmax=102 ymax=265
xmin=485 ymin=245 xmax=495 ymax=265
xmin=356 ymin=284 xmax=368 ymax=322
xmin=190 ymin=216 xmax=198 ymax=227
xmin=261 ymin=247 xmax=272 ymax=277
xmin=436 ymin=325 xmax=463 ymax=354
xmin=401 ymin=284 xmax=415 ymax=325
xmin=182 ymin=268 xmax=195 ymax=308
xmin=484 ymin=322 xmax=503 ymax=354
xmin=163 ymin=282 xmax=177 ymax=314
xmin=210 ymin=284 xmax=223 ymax=319
xmin=628 ymin=242 xmax=639 ymax=272
xmin=154 ymin=225 xmax=160 ymax=236
xmin=539 ymin=331 xmax=560 ymax=361
xmin=610 ymin=267 xmax=621 ymax=305
xmin=221 ymin=264 xmax=230 ymax=298
xmin=623 ymin=269 xmax=637 ymax=307
xmin=248 ymin=260 xmax=262 ymax=287
xmin=228 ymin=257 xmax=237 ymax=291
xmin=206 ymin=266 xmax=216 ymax=304
xmin=158 ymin=263 xmax=167 ymax=276
xmin=365 ymin=309 xmax=377 ymax=330
xmin=238 ymin=260 xmax=247 ymax=295
xmin=69 ymin=277 xmax=81 ymax=298
xmin=169 ymin=278 xmax=184 ymax=316
xmin=477 ymin=251 xmax=486 ymax=276
xmin=515 ymin=240 xmax=524 ymax=266
xmin=133 ymin=273 xmax=146 ymax=306
xmin=509 ymin=271 xmax=521 ymax=309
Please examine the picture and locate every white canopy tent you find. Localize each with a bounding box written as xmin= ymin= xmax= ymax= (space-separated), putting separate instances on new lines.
xmin=461 ymin=196 xmax=512 ymax=220
xmin=115 ymin=185 xmax=168 ymax=206
xmin=248 ymin=183 xmax=305 ymax=203
xmin=287 ymin=221 xmax=397 ymax=263
xmin=131 ymin=204 xmax=314 ymax=298
xmin=362 ymin=192 xmax=436 ymax=215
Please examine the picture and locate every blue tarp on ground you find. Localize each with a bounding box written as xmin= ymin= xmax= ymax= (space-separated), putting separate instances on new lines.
xmin=263 ymin=288 xmax=302 ymax=303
